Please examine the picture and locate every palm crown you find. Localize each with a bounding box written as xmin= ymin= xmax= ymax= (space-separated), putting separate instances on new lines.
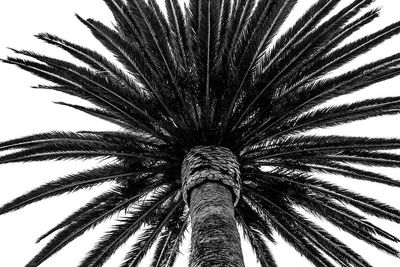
xmin=2 ymin=0 xmax=400 ymax=266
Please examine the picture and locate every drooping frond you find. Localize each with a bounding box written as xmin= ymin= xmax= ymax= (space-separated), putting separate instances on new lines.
xmin=151 ymin=203 xmax=188 ymax=267
xmin=243 ymin=195 xmax=338 ymax=267
xmin=0 ymin=163 xmax=165 ymax=215
xmin=38 ymin=173 xmax=174 ymax=245
xmin=77 ymin=186 xmax=178 ymax=267
xmin=0 ymin=130 xmax=173 ymax=164
xmin=121 ymin=195 xmax=184 ymax=267
xmin=248 ymin=170 xmax=400 ymax=223
xmin=35 ymin=191 xmax=120 ymax=243
xmin=26 ymin=186 xmax=136 ymax=266
xmin=236 ymin=201 xmax=277 ymax=267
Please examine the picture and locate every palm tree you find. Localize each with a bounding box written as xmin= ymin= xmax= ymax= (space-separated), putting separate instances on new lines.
xmin=1 ymin=0 xmax=400 ymax=266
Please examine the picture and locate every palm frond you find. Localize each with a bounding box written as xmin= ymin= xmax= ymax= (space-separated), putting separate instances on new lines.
xmin=295 ymin=195 xmax=400 ymax=256
xmin=301 ymin=160 xmax=400 ymax=187
xmin=36 ymin=190 xmax=121 ymax=243
xmin=35 ymin=33 xmax=143 ymax=97
xmin=244 ymin=135 xmax=400 ymax=161
xmin=220 ymin=0 xmax=255 ymax=64
xmin=151 ymin=203 xmax=188 ymax=267
xmin=250 ymin=170 xmax=400 ymax=223
xmin=165 ymin=0 xmax=190 ymax=68
xmin=269 ymin=97 xmax=400 ymax=139
xmin=213 ymin=0 xmax=231 ymax=64
xmin=121 ymin=196 xmax=183 ymax=267
xmin=243 ymin=196 xmax=337 ymax=267
xmin=75 ymin=16 xmax=179 ymax=123
xmin=268 ymin=53 xmax=400 ymax=126
xmin=223 ymin=0 xmax=297 ymax=135
xmin=12 ymin=49 xmax=161 ymax=125
xmin=0 ymin=162 xmax=169 ymax=215
xmin=249 ymin=180 xmax=376 ymax=266
xmin=53 ymin=101 xmax=132 ymax=129
xmin=26 ymin=185 xmax=146 ymax=266
xmin=290 ymin=19 xmax=400 ymax=90
xmin=127 ymin=0 xmax=185 ymax=108
xmin=236 ymin=202 xmax=277 ymax=267
xmin=77 ymin=187 xmax=178 ymax=267
xmin=2 ymin=56 xmax=172 ymax=142
xmin=261 ymin=0 xmax=341 ymax=74
xmin=232 ymin=0 xmax=374 ymax=132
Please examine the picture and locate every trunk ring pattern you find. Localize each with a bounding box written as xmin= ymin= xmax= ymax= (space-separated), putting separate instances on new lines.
xmin=181 ymin=146 xmax=241 ymax=206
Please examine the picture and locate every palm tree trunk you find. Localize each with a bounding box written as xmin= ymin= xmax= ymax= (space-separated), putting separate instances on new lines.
xmin=181 ymin=146 xmax=244 ymax=267
xmin=189 ymin=181 xmax=244 ymax=267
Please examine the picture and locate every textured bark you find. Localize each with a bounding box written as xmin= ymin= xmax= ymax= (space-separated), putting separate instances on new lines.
xmin=181 ymin=146 xmax=241 ymax=206
xmin=181 ymin=146 xmax=244 ymax=267
xmin=189 ymin=182 xmax=245 ymax=267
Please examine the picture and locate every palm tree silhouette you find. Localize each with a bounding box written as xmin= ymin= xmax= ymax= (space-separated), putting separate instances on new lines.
xmin=1 ymin=0 xmax=400 ymax=266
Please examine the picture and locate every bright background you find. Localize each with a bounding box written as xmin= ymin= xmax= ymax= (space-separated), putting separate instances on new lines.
xmin=1 ymin=1 xmax=400 ymax=266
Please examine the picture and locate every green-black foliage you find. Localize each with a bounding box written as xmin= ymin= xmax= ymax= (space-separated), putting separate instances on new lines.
xmin=1 ymin=0 xmax=400 ymax=266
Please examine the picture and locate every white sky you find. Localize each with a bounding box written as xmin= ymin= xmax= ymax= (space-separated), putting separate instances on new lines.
xmin=1 ymin=0 xmax=400 ymax=266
